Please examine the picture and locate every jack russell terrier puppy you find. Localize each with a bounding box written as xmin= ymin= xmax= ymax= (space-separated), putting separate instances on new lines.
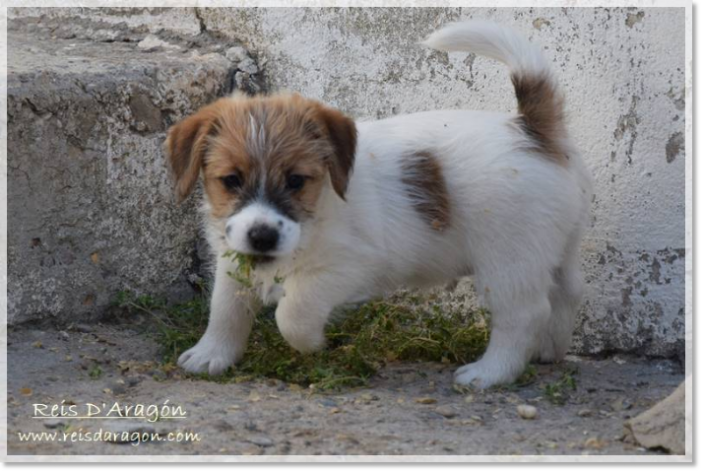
xmin=165 ymin=21 xmax=592 ymax=388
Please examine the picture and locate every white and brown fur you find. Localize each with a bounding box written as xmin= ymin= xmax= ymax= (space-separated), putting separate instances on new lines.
xmin=165 ymin=21 xmax=592 ymax=388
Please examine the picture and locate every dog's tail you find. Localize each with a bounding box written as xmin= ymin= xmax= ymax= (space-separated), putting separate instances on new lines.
xmin=422 ymin=21 xmax=568 ymax=162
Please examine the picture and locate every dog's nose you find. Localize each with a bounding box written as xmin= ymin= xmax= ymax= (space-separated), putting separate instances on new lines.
xmin=247 ymin=225 xmax=279 ymax=252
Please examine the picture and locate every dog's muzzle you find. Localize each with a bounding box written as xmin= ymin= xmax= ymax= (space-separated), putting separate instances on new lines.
xmin=224 ymin=202 xmax=301 ymax=257
xmin=247 ymin=224 xmax=279 ymax=253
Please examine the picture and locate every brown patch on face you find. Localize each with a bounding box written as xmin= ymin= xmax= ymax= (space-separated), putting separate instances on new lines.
xmin=401 ymin=151 xmax=451 ymax=232
xmin=166 ymin=93 xmax=357 ymax=222
xmin=511 ymin=72 xmax=569 ymax=164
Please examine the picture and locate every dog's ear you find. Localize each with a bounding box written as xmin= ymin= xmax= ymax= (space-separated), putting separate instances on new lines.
xmin=165 ymin=102 xmax=222 ymax=202
xmin=314 ymin=105 xmax=357 ymax=200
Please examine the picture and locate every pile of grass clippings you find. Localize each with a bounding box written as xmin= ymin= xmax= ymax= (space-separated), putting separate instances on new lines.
xmin=117 ymin=290 xmax=491 ymax=391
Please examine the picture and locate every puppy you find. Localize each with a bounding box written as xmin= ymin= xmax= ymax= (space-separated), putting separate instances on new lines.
xmin=165 ymin=21 xmax=592 ymax=388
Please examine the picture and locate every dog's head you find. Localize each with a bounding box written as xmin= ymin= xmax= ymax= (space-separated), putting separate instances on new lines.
xmin=165 ymin=93 xmax=357 ymax=263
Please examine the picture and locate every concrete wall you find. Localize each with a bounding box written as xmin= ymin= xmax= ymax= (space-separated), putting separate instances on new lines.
xmin=7 ymin=13 xmax=262 ymax=324
xmin=8 ymin=7 xmax=686 ymax=359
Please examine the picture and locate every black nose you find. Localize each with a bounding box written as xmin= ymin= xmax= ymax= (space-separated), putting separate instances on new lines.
xmin=247 ymin=225 xmax=279 ymax=252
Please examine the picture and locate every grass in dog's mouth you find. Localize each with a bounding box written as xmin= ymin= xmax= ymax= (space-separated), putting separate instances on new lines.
xmin=116 ymin=291 xmax=490 ymax=391
xmin=222 ymin=250 xmax=275 ymax=287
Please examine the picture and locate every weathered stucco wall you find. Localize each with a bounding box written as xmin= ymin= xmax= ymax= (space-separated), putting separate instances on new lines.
xmin=7 ymin=14 xmax=262 ymax=324
xmin=8 ymin=7 xmax=686 ymax=359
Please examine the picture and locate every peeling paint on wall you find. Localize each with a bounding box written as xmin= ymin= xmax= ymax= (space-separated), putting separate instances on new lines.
xmin=666 ymin=132 xmax=684 ymax=163
xmin=626 ymin=11 xmax=645 ymax=28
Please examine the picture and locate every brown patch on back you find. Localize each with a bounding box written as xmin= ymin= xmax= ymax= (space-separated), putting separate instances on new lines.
xmin=401 ymin=151 xmax=451 ymax=231
xmin=511 ymin=72 xmax=569 ymax=164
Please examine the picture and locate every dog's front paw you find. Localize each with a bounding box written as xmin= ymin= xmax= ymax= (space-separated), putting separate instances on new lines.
xmin=283 ymin=329 xmax=326 ymax=354
xmin=275 ymin=308 xmax=327 ymax=354
xmin=177 ymin=336 xmax=242 ymax=375
xmin=276 ymin=320 xmax=326 ymax=354
xmin=453 ymin=360 xmax=521 ymax=389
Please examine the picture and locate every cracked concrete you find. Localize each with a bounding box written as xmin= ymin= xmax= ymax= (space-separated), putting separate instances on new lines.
xmin=7 ymin=16 xmax=264 ymax=325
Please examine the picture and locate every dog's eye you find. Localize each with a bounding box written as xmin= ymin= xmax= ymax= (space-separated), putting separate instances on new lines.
xmin=286 ymin=174 xmax=306 ymax=191
xmin=221 ymin=174 xmax=242 ymax=191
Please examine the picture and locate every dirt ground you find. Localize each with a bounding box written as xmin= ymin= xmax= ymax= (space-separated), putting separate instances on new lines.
xmin=6 ymin=322 xmax=683 ymax=457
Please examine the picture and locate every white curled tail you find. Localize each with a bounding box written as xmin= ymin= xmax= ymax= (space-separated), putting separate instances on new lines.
xmin=423 ymin=21 xmax=569 ymax=163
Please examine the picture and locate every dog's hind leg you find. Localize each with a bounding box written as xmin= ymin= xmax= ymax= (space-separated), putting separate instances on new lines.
xmin=534 ymin=231 xmax=585 ymax=363
xmin=454 ymin=263 xmax=553 ymax=389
